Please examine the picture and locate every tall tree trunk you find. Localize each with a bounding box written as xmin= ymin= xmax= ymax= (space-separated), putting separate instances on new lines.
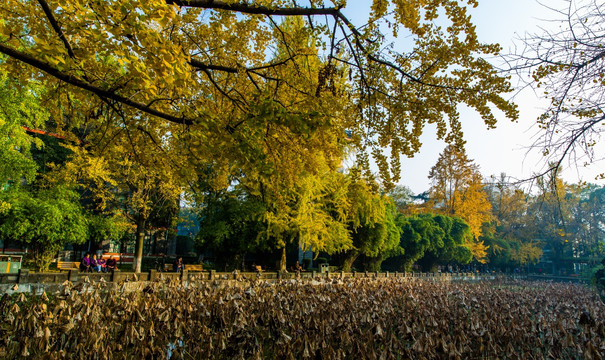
xmin=342 ymin=250 xmax=360 ymax=272
xmin=133 ymin=215 xmax=146 ymax=273
xmin=279 ymin=247 xmax=287 ymax=271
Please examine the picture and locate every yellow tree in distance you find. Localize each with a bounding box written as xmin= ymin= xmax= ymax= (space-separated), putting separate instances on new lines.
xmin=428 ymin=144 xmax=492 ymax=262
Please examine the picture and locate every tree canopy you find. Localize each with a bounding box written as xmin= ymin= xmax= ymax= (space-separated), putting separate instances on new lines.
xmin=0 ymin=186 xmax=88 ymax=271
xmin=0 ymin=0 xmax=517 ymax=186
xmin=388 ymin=212 xmax=472 ymax=272
xmin=0 ymin=70 xmax=47 ymax=185
xmin=428 ymin=144 xmax=491 ymax=261
xmin=0 ymin=0 xmax=536 ymax=272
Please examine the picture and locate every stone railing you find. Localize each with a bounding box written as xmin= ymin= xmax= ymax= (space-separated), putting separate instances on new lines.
xmin=0 ymin=269 xmax=510 ymax=294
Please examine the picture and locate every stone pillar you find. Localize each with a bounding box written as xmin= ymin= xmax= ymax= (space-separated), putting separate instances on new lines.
xmin=17 ymin=269 xmax=29 ymax=284
xmin=149 ymin=270 xmax=157 ymax=281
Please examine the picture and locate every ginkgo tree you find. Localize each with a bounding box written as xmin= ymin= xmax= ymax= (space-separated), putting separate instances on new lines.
xmin=0 ymin=0 xmax=521 ymax=271
xmin=0 ymin=0 xmax=517 ymax=184
xmin=428 ymin=144 xmax=491 ymax=262
xmin=55 ymin=110 xmax=187 ymax=273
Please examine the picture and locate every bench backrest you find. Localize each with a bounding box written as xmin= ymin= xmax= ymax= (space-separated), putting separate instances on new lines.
xmin=184 ymin=264 xmax=203 ymax=271
xmin=57 ymin=261 xmax=80 ymax=269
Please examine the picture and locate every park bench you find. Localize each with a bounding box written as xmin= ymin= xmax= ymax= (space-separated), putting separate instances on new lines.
xmin=101 ymin=253 xmax=121 ymax=261
xmin=184 ymin=264 xmax=204 ymax=272
xmin=164 ymin=264 xmax=173 ymax=272
xmin=57 ymin=261 xmax=80 ymax=271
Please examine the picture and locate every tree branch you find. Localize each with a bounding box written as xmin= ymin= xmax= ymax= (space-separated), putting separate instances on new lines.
xmin=189 ymin=59 xmax=238 ymax=73
xmin=0 ymin=43 xmax=194 ymax=126
xmin=166 ymin=0 xmax=341 ymax=17
xmin=36 ymin=0 xmax=75 ymax=59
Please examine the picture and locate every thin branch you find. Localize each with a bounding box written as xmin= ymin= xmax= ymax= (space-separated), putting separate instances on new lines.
xmin=524 ymin=114 xmax=605 ymax=181
xmin=189 ymin=57 xmax=291 ymax=82
xmin=199 ymin=67 xmax=247 ymax=111
xmin=189 ymin=59 xmax=238 ymax=73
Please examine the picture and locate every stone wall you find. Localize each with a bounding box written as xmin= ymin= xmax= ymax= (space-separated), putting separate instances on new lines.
xmin=0 ymin=269 xmax=505 ymax=295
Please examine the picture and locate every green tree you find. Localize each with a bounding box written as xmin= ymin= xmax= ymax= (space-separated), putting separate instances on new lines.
xmin=574 ymin=185 xmax=605 ymax=263
xmin=339 ymin=172 xmax=401 ymax=272
xmin=0 ymin=70 xmax=47 ymax=185
xmin=388 ymin=213 xmax=472 ymax=272
xmin=87 ymin=211 xmax=129 ymax=251
xmin=54 ymin=114 xmax=185 ymax=272
xmin=482 ymin=174 xmax=543 ymax=270
xmin=526 ymin=170 xmax=580 ymax=274
xmin=0 ymin=186 xmax=88 ymax=271
xmin=196 ymin=188 xmax=266 ymax=271
xmin=357 ymin=199 xmax=402 ymax=271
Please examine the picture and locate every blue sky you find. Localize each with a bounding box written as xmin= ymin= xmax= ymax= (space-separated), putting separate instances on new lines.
xmin=341 ymin=0 xmax=602 ymax=193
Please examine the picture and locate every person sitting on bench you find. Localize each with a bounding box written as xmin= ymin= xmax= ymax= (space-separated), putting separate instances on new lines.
xmin=80 ymin=253 xmax=92 ymax=272
xmin=106 ymin=256 xmax=117 ymax=272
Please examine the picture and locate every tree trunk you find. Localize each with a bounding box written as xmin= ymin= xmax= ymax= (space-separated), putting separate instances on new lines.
xmin=133 ymin=215 xmax=146 ymax=273
xmin=342 ymin=250 xmax=360 ymax=272
xmin=364 ymin=256 xmax=383 ymax=272
xmin=279 ymin=247 xmax=287 ymax=271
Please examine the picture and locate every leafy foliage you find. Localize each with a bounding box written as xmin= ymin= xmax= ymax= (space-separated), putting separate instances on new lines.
xmin=0 ymin=186 xmax=88 ymax=271
xmin=389 ymin=213 xmax=472 ymax=272
xmin=196 ymin=188 xmax=267 ymax=271
xmin=428 ymin=144 xmax=491 ymax=262
xmin=0 ymin=0 xmax=517 ymax=188
xmin=0 ymin=70 xmax=47 ymax=185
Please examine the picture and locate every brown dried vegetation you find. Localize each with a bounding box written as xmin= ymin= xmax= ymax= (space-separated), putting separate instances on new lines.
xmin=0 ymin=278 xmax=604 ymax=359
